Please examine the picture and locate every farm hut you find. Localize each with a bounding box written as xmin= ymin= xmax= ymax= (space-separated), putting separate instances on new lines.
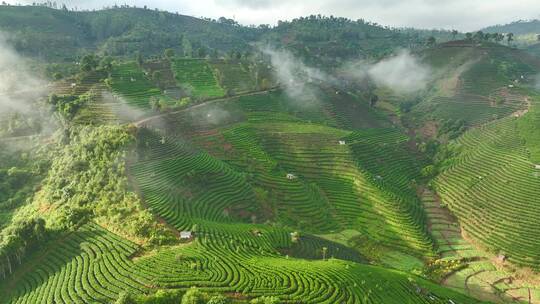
xmin=535 ymin=164 xmax=540 ymax=170
xmin=338 ymin=140 xmax=346 ymax=145
xmin=130 ymin=77 xmax=136 ymax=82
xmin=70 ymin=83 xmax=77 ymax=88
xmin=286 ymin=173 xmax=297 ymax=180
xmin=508 ymin=84 xmax=515 ymax=88
xmin=496 ymin=254 xmax=507 ymax=263
xmin=180 ymin=231 xmax=193 ymax=240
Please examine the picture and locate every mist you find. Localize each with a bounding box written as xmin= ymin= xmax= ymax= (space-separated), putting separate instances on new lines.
xmin=368 ymin=50 xmax=431 ymax=94
xmin=0 ymin=33 xmax=48 ymax=114
xmin=0 ymin=32 xmax=54 ymax=140
xmin=260 ymin=46 xmax=335 ymax=107
xmin=344 ymin=50 xmax=431 ymax=95
xmin=101 ymin=91 xmax=149 ymax=123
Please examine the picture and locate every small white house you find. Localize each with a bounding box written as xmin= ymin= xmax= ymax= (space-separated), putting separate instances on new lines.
xmin=130 ymin=77 xmax=136 ymax=82
xmin=338 ymin=140 xmax=346 ymax=145
xmin=180 ymin=231 xmax=193 ymax=239
xmin=70 ymin=83 xmax=77 ymax=88
xmin=508 ymin=84 xmax=515 ymax=88
xmin=535 ymin=164 xmax=540 ymax=170
xmin=286 ymin=173 xmax=296 ymax=180
xmin=496 ymin=254 xmax=507 ymax=263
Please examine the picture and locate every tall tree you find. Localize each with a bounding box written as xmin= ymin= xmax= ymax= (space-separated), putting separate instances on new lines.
xmin=164 ymin=48 xmax=175 ymax=59
xmin=451 ymin=30 xmax=458 ymax=40
xmin=506 ymin=32 xmax=514 ymax=45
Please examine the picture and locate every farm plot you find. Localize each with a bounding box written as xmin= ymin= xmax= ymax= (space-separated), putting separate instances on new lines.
xmin=109 ymin=62 xmax=172 ymax=108
xmin=172 ymin=59 xmax=224 ymax=98
xmin=434 ymin=116 xmax=540 ymax=269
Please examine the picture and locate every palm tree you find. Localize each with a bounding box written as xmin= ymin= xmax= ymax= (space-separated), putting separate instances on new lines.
xmin=427 ymin=36 xmax=436 ymax=47
xmin=506 ymin=33 xmax=514 ymax=45
xmin=473 ymin=31 xmax=484 ymax=41
xmin=451 ymin=30 xmax=458 ymax=40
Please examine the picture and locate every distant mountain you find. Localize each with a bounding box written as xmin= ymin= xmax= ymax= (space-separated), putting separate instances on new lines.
xmin=482 ymin=20 xmax=540 ymax=55
xmin=482 ymin=19 xmax=540 ymax=35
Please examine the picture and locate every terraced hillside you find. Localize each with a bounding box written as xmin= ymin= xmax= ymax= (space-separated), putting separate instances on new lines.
xmin=6 ymin=25 xmax=540 ymax=302
xmin=1 ymin=221 xmax=481 ymax=304
xmin=109 ymin=62 xmax=173 ymax=108
xmin=135 ymin=90 xmax=435 ymax=266
xmin=434 ymin=98 xmax=540 ymax=270
xmin=408 ymin=42 xmax=539 ymax=127
xmin=210 ymin=60 xmax=256 ymax=93
xmin=422 ymin=190 xmax=540 ymax=303
xmin=172 ymin=59 xmax=225 ymax=98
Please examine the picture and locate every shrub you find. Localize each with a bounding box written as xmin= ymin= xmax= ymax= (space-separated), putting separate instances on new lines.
xmin=115 ymin=292 xmax=135 ymax=304
xmin=207 ymin=295 xmax=229 ymax=304
xmin=250 ymin=296 xmax=280 ymax=304
xmin=181 ymin=287 xmax=208 ymax=304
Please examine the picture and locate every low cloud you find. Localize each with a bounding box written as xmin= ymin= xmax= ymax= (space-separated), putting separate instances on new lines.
xmin=260 ymin=46 xmax=335 ymax=107
xmin=368 ymin=50 xmax=431 ymax=94
xmin=0 ymin=33 xmax=48 ymax=114
xmin=344 ymin=50 xmax=431 ymax=94
xmin=0 ymin=32 xmax=54 ymax=140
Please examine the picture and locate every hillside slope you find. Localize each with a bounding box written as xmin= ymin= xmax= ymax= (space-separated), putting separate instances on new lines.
xmin=0 ymin=5 xmax=259 ymax=60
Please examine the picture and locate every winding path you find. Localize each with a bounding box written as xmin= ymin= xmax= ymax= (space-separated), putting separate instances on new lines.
xmin=134 ymin=88 xmax=279 ymax=127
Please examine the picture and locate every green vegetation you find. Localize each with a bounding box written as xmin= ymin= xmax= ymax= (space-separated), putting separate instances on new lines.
xmin=211 ymin=60 xmax=256 ymax=94
xmin=517 ymin=94 xmax=540 ymax=162
xmin=1 ymin=222 xmax=479 ymax=303
xmin=109 ymin=62 xmax=172 ymax=108
xmin=172 ymin=59 xmax=225 ymax=98
xmin=434 ymin=112 xmax=540 ymax=269
xmin=3 ymin=6 xmax=540 ymax=302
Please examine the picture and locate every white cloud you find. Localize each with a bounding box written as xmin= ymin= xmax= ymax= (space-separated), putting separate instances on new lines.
xmin=5 ymin=0 xmax=540 ymax=31
xmin=0 ymin=32 xmax=47 ymax=114
xmin=367 ymin=50 xmax=431 ymax=94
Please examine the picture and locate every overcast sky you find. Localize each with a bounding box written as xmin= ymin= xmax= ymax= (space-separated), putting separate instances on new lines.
xmin=7 ymin=0 xmax=540 ymax=31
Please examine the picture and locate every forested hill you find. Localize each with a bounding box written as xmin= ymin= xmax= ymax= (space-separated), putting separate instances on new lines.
xmin=0 ymin=5 xmax=260 ymax=60
xmin=0 ymin=5 xmax=431 ymax=63
xmin=482 ymin=20 xmax=540 ymax=36
xmin=261 ymin=15 xmax=426 ymax=65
